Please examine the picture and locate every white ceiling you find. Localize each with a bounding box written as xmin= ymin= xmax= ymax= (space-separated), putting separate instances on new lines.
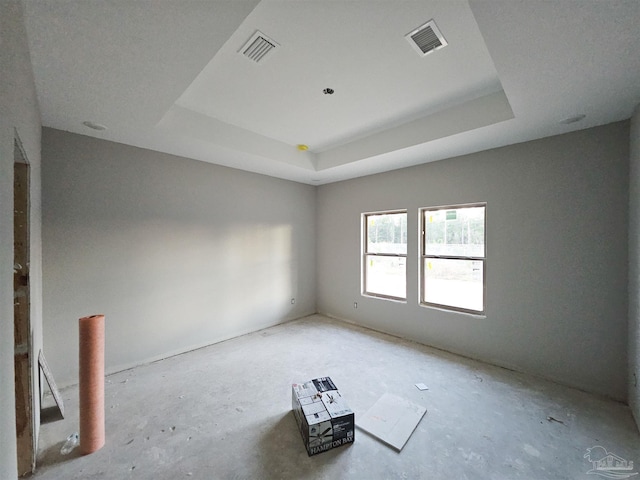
xmin=23 ymin=0 xmax=640 ymax=185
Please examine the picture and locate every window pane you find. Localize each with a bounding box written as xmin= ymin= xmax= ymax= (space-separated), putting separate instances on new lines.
xmin=365 ymin=255 xmax=406 ymax=299
xmin=424 ymin=206 xmax=484 ymax=257
xmin=423 ymin=258 xmax=483 ymax=312
xmin=367 ymin=213 xmax=407 ymax=255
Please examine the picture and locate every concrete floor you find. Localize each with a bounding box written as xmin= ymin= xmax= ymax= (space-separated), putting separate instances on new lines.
xmin=33 ymin=315 xmax=639 ymax=479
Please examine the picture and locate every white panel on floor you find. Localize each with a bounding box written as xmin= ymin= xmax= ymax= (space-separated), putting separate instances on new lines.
xmin=356 ymin=393 xmax=427 ymax=451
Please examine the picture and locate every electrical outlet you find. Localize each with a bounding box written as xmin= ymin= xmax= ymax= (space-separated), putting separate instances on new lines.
xmin=353 ymin=302 xmax=358 ymax=309
xmin=291 ymin=298 xmax=295 ymax=305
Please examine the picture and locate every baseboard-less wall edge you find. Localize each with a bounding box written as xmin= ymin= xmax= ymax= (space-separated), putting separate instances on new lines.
xmin=632 ymin=407 xmax=640 ymax=435
xmin=318 ymin=310 xmax=629 ymax=405
xmin=104 ymin=312 xmax=318 ymax=383
xmin=51 ymin=311 xmax=316 ymax=391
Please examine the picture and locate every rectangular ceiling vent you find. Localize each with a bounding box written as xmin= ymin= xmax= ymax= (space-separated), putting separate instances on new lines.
xmin=406 ymin=20 xmax=447 ymax=56
xmin=239 ymin=31 xmax=279 ymax=64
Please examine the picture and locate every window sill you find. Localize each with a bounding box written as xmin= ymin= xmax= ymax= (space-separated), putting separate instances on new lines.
xmin=362 ymin=293 xmax=407 ymax=304
xmin=419 ymin=302 xmax=486 ymax=318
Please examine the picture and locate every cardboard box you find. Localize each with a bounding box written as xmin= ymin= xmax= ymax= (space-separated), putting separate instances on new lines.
xmin=292 ymin=377 xmax=355 ymax=456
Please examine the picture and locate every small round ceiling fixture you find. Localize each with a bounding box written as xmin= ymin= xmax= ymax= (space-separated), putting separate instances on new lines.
xmin=82 ymin=121 xmax=107 ymax=131
xmin=323 ymin=88 xmax=334 ymax=95
xmin=297 ymin=144 xmax=309 ymax=151
xmin=560 ymin=114 xmax=586 ymax=125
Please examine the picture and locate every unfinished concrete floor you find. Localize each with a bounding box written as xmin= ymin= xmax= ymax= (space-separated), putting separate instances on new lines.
xmin=34 ymin=315 xmax=639 ymax=479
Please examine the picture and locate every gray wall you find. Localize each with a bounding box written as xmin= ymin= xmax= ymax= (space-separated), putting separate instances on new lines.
xmin=630 ymin=104 xmax=640 ymax=425
xmin=317 ymin=122 xmax=629 ymax=401
xmin=0 ymin=1 xmax=43 ymax=477
xmin=42 ymin=129 xmax=316 ymax=386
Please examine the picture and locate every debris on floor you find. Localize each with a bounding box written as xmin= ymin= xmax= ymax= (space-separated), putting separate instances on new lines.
xmin=415 ymin=383 xmax=429 ymax=391
xmin=60 ymin=432 xmax=79 ymax=455
xmin=546 ymin=416 xmax=565 ymax=425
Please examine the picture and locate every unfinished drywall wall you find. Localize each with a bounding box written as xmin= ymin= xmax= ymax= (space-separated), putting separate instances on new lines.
xmin=0 ymin=1 xmax=43 ymax=478
xmin=630 ymin=104 xmax=640 ymax=427
xmin=42 ymin=129 xmax=316 ymax=386
xmin=318 ymin=122 xmax=629 ymax=401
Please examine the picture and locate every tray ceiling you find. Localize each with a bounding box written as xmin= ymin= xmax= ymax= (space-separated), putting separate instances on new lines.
xmin=23 ymin=0 xmax=640 ymax=184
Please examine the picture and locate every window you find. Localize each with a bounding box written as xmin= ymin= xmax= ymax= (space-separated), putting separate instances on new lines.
xmin=420 ymin=204 xmax=486 ymax=314
xmin=363 ymin=210 xmax=407 ymax=300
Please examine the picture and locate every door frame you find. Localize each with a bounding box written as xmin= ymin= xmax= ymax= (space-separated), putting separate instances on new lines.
xmin=13 ymin=133 xmax=35 ymax=476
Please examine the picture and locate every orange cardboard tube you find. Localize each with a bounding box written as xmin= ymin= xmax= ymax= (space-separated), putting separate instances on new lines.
xmin=79 ymin=314 xmax=105 ymax=454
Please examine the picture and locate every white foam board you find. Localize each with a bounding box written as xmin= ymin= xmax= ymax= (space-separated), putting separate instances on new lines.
xmin=356 ymin=393 xmax=426 ymax=451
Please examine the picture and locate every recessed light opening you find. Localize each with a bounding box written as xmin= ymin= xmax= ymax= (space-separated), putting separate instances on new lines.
xmin=560 ymin=114 xmax=586 ymax=125
xmin=82 ymin=121 xmax=107 ymax=131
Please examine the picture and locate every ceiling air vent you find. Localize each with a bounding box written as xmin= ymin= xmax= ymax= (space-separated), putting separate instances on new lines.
xmin=406 ymin=20 xmax=447 ymax=56
xmin=239 ymin=31 xmax=279 ymax=64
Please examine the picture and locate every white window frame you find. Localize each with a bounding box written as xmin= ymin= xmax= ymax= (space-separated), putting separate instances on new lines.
xmin=420 ymin=203 xmax=486 ymax=314
xmin=362 ymin=210 xmax=407 ymax=301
